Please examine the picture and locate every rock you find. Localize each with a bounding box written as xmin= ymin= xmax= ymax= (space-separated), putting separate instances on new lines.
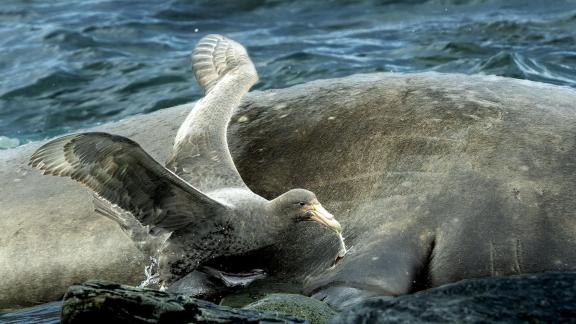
xmin=331 ymin=272 xmax=576 ymax=323
xmin=244 ymin=293 xmax=337 ymax=324
xmin=61 ymin=280 xmax=306 ymax=324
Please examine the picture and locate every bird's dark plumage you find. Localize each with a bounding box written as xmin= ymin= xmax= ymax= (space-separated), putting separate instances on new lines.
xmin=29 ymin=132 xmax=228 ymax=233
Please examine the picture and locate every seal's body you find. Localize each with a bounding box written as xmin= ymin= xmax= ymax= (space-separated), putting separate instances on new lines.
xmin=1 ymin=72 xmax=575 ymax=309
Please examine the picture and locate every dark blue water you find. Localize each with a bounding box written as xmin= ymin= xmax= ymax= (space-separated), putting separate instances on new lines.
xmin=1 ymin=0 xmax=576 ymax=321
xmin=0 ymin=301 xmax=61 ymax=323
xmin=1 ymin=0 xmax=575 ymax=149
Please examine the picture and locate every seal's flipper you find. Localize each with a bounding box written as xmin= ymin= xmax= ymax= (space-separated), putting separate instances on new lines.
xmin=168 ymin=35 xmax=258 ymax=193
xmin=303 ymin=234 xmax=434 ymax=310
xmin=30 ymin=132 xmax=229 ymax=233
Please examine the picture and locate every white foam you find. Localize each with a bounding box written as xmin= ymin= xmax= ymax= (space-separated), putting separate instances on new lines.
xmin=139 ymin=256 xmax=160 ymax=288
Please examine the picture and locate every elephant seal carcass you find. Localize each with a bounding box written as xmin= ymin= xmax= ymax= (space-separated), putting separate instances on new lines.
xmin=1 ymin=72 xmax=576 ymax=309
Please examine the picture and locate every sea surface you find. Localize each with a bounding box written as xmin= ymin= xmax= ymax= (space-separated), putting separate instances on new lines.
xmin=0 ymin=302 xmax=61 ymax=324
xmin=1 ymin=0 xmax=576 ymax=149
xmin=1 ymin=0 xmax=575 ymax=322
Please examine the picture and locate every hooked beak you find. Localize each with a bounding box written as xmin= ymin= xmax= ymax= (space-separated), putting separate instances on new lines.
xmin=308 ymin=203 xmax=342 ymax=234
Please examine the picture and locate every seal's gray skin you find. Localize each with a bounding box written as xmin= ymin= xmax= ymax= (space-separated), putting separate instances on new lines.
xmin=27 ymin=35 xmax=341 ymax=288
xmin=237 ymin=73 xmax=576 ymax=309
xmin=1 ymin=71 xmax=576 ymax=309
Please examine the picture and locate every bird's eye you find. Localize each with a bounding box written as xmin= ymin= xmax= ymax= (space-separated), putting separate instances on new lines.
xmin=298 ymin=202 xmax=306 ymax=207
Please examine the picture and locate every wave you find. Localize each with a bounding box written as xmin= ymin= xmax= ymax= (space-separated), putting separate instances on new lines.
xmin=1 ymin=0 xmax=575 ymax=146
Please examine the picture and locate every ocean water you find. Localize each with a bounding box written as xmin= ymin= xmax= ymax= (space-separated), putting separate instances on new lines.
xmin=1 ymin=0 xmax=576 ymax=322
xmin=1 ymin=0 xmax=576 ymax=148
xmin=0 ymin=301 xmax=61 ymax=324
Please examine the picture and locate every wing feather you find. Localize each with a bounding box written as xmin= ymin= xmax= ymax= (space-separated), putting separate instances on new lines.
xmin=168 ymin=34 xmax=258 ymax=192
xmin=30 ymin=132 xmax=229 ymax=232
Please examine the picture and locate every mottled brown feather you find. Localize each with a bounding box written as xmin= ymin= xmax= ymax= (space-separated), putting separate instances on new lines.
xmin=29 ymin=132 xmax=229 ymax=232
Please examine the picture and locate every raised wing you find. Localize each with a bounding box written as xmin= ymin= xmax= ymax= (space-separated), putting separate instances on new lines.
xmin=167 ymin=34 xmax=258 ymax=193
xmin=29 ymin=132 xmax=229 ymax=232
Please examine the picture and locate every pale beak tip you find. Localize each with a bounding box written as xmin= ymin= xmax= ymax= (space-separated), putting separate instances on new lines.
xmin=310 ymin=203 xmax=343 ymax=234
xmin=333 ymin=222 xmax=342 ymax=234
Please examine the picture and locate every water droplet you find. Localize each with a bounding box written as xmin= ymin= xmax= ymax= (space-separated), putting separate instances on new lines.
xmin=238 ymin=115 xmax=249 ymax=123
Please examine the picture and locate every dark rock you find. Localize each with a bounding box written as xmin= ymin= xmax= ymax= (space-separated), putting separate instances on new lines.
xmin=331 ymin=272 xmax=576 ymax=323
xmin=61 ymin=280 xmax=306 ymax=324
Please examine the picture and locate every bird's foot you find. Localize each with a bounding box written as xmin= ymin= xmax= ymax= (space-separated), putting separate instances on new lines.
xmin=201 ymin=266 xmax=267 ymax=288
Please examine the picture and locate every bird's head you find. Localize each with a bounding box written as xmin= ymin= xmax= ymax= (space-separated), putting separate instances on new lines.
xmin=269 ymin=189 xmax=342 ymax=234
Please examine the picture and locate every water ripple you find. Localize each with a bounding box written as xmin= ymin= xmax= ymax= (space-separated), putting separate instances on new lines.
xmin=1 ymin=0 xmax=575 ymax=146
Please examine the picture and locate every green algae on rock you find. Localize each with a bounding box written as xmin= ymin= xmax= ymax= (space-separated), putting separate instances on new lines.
xmin=244 ymin=293 xmax=337 ymax=324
